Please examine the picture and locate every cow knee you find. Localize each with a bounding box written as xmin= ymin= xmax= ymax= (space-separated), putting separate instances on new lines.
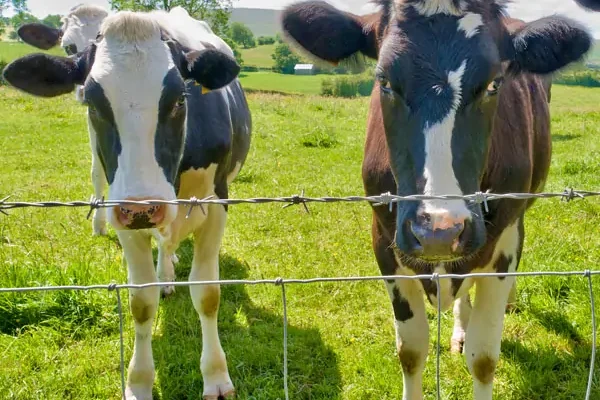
xmin=471 ymin=353 xmax=497 ymax=385
xmin=199 ymin=285 xmax=220 ymax=317
xmin=130 ymin=294 xmax=157 ymax=324
xmin=398 ymin=345 xmax=424 ymax=376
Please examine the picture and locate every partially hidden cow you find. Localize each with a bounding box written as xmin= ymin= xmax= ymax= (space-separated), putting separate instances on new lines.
xmin=19 ymin=4 xmax=110 ymax=236
xmin=4 ymin=9 xmax=251 ymax=399
xmin=282 ymin=0 xmax=598 ymax=398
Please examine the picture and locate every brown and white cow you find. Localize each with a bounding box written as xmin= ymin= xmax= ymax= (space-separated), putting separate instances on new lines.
xmin=5 ymin=9 xmax=251 ymax=399
xmin=282 ymin=0 xmax=599 ymax=398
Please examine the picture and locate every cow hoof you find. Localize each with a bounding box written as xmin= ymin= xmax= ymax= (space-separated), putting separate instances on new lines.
xmin=450 ymin=338 xmax=464 ymax=355
xmin=203 ymin=381 xmax=235 ymax=399
xmin=125 ymin=386 xmax=152 ymax=400
xmin=161 ymin=285 xmax=176 ymax=298
xmin=203 ymin=389 xmax=236 ymax=399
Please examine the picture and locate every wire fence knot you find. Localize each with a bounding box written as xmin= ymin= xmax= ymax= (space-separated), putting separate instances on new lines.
xmin=283 ymin=190 xmax=310 ymax=213
xmin=274 ymin=277 xmax=285 ymax=286
xmin=86 ymin=196 xmax=104 ymax=220
xmin=472 ymin=190 xmax=491 ymax=213
xmin=107 ymin=283 xmax=118 ymax=292
xmin=584 ymin=270 xmax=592 ymax=278
xmin=186 ymin=196 xmax=211 ymax=218
xmin=374 ymin=191 xmax=395 ymax=212
xmin=562 ymin=188 xmax=585 ymax=203
xmin=0 ymin=195 xmax=10 ymax=216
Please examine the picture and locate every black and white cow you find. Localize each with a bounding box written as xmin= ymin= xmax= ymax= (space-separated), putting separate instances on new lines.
xmin=4 ymin=9 xmax=251 ymax=399
xmin=19 ymin=4 xmax=110 ymax=236
xmin=282 ymin=0 xmax=599 ymax=398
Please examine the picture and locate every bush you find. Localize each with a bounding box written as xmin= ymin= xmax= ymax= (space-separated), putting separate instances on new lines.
xmin=321 ymin=74 xmax=374 ymax=97
xmin=0 ymin=60 xmax=7 ymax=85
xmin=272 ymin=43 xmax=301 ymax=75
xmin=554 ymin=70 xmax=600 ymax=87
xmin=257 ymin=36 xmax=276 ymax=45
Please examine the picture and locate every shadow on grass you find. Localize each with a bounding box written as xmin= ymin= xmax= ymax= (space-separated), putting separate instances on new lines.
xmin=552 ymin=133 xmax=582 ymax=142
xmin=501 ymin=337 xmax=597 ymax=399
xmin=529 ymin=308 xmax=583 ymax=343
xmin=153 ymin=238 xmax=341 ymax=399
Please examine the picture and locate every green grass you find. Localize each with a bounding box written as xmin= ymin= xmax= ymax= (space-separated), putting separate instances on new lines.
xmin=239 ymin=71 xmax=325 ymax=95
xmin=0 ymin=83 xmax=599 ymax=399
xmin=240 ymin=44 xmax=277 ymax=68
xmin=0 ymin=42 xmax=63 ymax=62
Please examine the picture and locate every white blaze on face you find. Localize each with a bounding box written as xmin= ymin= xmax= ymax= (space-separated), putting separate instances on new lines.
xmin=89 ymin=15 xmax=177 ymax=209
xmin=458 ymin=13 xmax=483 ymax=38
xmin=422 ymin=60 xmax=470 ymax=220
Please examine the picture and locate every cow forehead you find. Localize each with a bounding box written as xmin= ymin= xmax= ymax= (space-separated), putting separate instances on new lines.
xmin=89 ymin=39 xmax=177 ymax=109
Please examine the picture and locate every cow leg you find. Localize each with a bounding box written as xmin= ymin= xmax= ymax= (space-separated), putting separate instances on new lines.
xmin=190 ymin=204 xmax=234 ymax=399
xmin=465 ymin=220 xmax=520 ymax=399
xmin=451 ymin=294 xmax=472 ymax=354
xmin=118 ymin=230 xmax=159 ymax=400
xmin=88 ymin=123 xmax=107 ymax=236
xmin=157 ymin=246 xmax=176 ymax=297
xmin=386 ymin=279 xmax=429 ymax=400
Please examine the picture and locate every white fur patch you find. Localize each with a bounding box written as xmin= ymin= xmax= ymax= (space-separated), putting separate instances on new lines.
xmin=61 ymin=5 xmax=108 ymax=52
xmin=411 ymin=0 xmax=464 ymax=17
xmin=422 ymin=60 xmax=470 ymax=220
xmin=458 ymin=13 xmax=483 ymax=38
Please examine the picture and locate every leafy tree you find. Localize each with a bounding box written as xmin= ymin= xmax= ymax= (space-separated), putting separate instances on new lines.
xmin=221 ymin=34 xmax=243 ymax=66
xmin=10 ymin=11 xmax=38 ymax=28
xmin=257 ymin=36 xmax=275 ymax=46
xmin=42 ymin=14 xmax=62 ymax=29
xmin=272 ymin=42 xmax=301 ymax=75
xmin=8 ymin=29 xmax=18 ymax=41
xmin=229 ymin=22 xmax=255 ymax=49
xmin=0 ymin=0 xmax=27 ymax=38
xmin=110 ymin=0 xmax=232 ymax=36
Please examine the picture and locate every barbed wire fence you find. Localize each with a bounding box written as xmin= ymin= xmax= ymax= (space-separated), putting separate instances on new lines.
xmin=0 ymin=189 xmax=599 ymax=400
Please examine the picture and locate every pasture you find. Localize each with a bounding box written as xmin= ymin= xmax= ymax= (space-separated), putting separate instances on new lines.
xmin=0 ymin=71 xmax=599 ymax=398
xmin=240 ymin=44 xmax=278 ymax=68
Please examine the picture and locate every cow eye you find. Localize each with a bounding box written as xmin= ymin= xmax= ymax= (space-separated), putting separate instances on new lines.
xmin=486 ymin=77 xmax=504 ymax=96
xmin=176 ymin=95 xmax=186 ymax=107
xmin=377 ymin=75 xmax=392 ymax=94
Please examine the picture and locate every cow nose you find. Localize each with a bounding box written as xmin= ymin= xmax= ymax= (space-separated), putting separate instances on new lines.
xmin=410 ymin=212 xmax=466 ymax=260
xmin=116 ymin=201 xmax=166 ymax=230
xmin=63 ymin=44 xmax=77 ymax=55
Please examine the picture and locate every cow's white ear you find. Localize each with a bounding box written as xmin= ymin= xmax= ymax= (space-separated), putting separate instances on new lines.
xmin=2 ymin=53 xmax=87 ymax=97
xmin=183 ymin=49 xmax=240 ymax=91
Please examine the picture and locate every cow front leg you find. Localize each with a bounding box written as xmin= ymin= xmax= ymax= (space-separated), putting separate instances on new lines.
xmin=451 ymin=295 xmax=472 ymax=354
xmin=118 ymin=230 xmax=160 ymax=400
xmin=157 ymin=246 xmax=176 ymax=297
xmin=465 ymin=275 xmax=515 ymax=399
xmin=89 ymin=126 xmax=108 ymax=236
xmin=191 ymin=204 xmax=234 ymax=399
xmin=386 ymin=278 xmax=429 ymax=400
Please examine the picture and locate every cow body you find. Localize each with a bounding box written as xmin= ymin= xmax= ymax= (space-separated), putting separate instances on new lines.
xmin=5 ymin=9 xmax=250 ymax=399
xmin=282 ymin=0 xmax=596 ymax=398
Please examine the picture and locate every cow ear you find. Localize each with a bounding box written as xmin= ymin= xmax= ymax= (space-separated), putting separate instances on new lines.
xmin=182 ymin=49 xmax=240 ymax=91
xmin=573 ymin=0 xmax=600 ymax=11
xmin=18 ymin=23 xmax=63 ymax=50
xmin=504 ymin=16 xmax=593 ymax=75
xmin=2 ymin=53 xmax=88 ymax=97
xmin=282 ymin=1 xmax=379 ymax=64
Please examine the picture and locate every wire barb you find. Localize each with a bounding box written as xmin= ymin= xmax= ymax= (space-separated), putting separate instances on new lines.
xmin=373 ymin=191 xmax=395 ymax=212
xmin=282 ymin=190 xmax=310 ymax=213
xmin=562 ymin=188 xmax=585 ymax=203
xmin=86 ymin=196 xmax=104 ymax=220
xmin=186 ymin=196 xmax=211 ymax=219
xmin=473 ymin=190 xmax=491 ymax=213
xmin=0 ymin=195 xmax=11 ymax=216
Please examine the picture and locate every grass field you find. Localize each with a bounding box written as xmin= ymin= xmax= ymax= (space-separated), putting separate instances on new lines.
xmin=240 ymin=44 xmax=277 ymax=68
xmin=1 ymin=41 xmax=600 ymax=398
xmin=239 ymin=71 xmax=325 ymax=95
xmin=0 ymin=42 xmax=63 ymax=61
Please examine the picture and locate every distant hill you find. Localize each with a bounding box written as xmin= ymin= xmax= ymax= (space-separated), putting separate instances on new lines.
xmin=231 ymin=8 xmax=282 ymax=37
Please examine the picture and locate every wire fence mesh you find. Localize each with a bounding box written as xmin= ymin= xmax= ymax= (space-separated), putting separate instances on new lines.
xmin=0 ymin=189 xmax=599 ymax=399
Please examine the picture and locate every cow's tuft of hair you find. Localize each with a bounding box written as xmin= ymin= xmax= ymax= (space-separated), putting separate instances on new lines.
xmin=101 ymin=12 xmax=160 ymax=42
xmin=68 ymin=4 xmax=109 ymax=20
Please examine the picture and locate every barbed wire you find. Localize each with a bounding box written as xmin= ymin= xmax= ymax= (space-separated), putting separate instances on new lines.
xmin=0 ymin=271 xmax=598 ymax=399
xmin=0 ymin=188 xmax=598 ymax=217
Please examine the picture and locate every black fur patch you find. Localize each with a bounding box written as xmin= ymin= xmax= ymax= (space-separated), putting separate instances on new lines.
xmin=392 ymin=287 xmax=414 ymax=322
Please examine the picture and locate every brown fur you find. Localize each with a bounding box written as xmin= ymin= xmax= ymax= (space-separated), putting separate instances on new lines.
xmin=398 ymin=346 xmax=421 ymax=375
xmin=200 ymin=285 xmax=221 ymax=317
xmin=130 ymin=295 xmax=154 ymax=324
xmin=472 ymin=354 xmax=497 ymax=384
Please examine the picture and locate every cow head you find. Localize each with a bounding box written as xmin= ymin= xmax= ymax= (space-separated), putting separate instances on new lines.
xmin=3 ymin=11 xmax=240 ymax=230
xmin=283 ymin=0 xmax=594 ymax=262
xmin=18 ymin=4 xmax=108 ymax=55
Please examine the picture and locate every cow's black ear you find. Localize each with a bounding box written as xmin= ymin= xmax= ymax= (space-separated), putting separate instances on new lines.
xmin=574 ymin=0 xmax=600 ymax=11
xmin=182 ymin=49 xmax=240 ymax=91
xmin=2 ymin=53 xmax=88 ymax=97
xmin=282 ymin=1 xmax=378 ymax=63
xmin=504 ymin=16 xmax=593 ymax=75
xmin=18 ymin=23 xmax=63 ymax=50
